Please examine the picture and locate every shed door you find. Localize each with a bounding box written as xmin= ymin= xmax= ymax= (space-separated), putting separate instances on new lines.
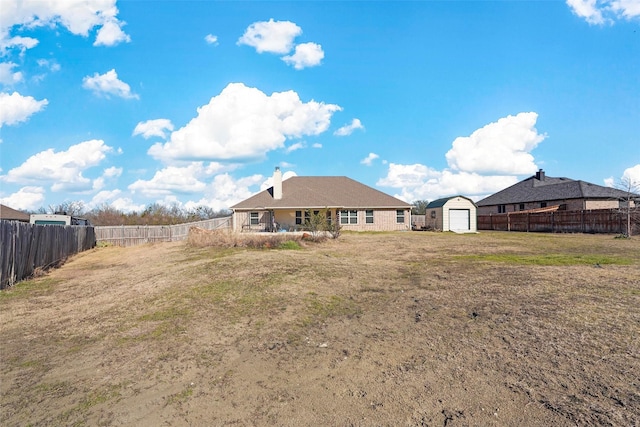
xmin=449 ymin=209 xmax=470 ymax=231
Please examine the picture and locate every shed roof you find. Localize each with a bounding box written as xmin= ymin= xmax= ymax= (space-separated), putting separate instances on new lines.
xmin=0 ymin=204 xmax=30 ymax=222
xmin=231 ymin=176 xmax=411 ymax=210
xmin=426 ymin=195 xmax=476 ymax=209
xmin=477 ymin=174 xmax=635 ymax=206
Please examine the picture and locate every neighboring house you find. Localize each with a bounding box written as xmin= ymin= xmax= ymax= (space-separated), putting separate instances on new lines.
xmin=230 ymin=168 xmax=412 ymax=232
xmin=477 ymin=170 xmax=637 ymax=215
xmin=0 ymin=204 xmax=30 ymax=222
xmin=424 ymin=196 xmax=477 ymax=232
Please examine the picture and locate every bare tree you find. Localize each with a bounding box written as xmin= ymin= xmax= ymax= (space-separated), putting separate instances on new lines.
xmin=47 ymin=201 xmax=86 ymax=217
xmin=411 ymin=200 xmax=430 ymax=215
xmin=615 ymin=177 xmax=640 ymax=238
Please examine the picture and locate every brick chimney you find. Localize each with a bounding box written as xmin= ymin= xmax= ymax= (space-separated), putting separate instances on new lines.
xmin=535 ymin=169 xmax=545 ymax=181
xmin=273 ymin=167 xmax=282 ymax=200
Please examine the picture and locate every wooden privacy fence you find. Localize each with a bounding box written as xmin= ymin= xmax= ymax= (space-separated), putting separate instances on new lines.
xmin=478 ymin=209 xmax=637 ymax=234
xmin=95 ymin=216 xmax=232 ymax=247
xmin=1 ymin=221 xmax=96 ymax=290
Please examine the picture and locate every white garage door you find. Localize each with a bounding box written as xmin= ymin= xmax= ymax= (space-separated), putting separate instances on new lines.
xmin=449 ymin=209 xmax=470 ymax=231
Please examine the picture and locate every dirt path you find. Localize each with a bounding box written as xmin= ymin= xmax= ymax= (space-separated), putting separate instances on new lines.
xmin=1 ymin=232 xmax=639 ymax=426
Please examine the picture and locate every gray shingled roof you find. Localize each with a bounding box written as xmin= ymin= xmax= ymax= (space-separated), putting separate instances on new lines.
xmin=0 ymin=204 xmax=30 ymax=222
xmin=230 ymin=176 xmax=411 ymax=210
xmin=477 ymin=174 xmax=636 ymax=206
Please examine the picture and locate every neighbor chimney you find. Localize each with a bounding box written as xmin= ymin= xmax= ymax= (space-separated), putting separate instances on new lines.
xmin=273 ymin=167 xmax=282 ymax=200
xmin=536 ymin=169 xmax=545 ymax=181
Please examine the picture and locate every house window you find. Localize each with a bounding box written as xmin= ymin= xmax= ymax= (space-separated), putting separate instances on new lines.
xmin=365 ymin=210 xmax=374 ymax=224
xmin=519 ymin=203 xmax=525 ymax=211
xmin=540 ymin=202 xmax=547 ymax=208
xmin=250 ymin=212 xmax=259 ymax=225
xmin=430 ymin=211 xmax=436 ymax=219
xmin=396 ymin=209 xmax=405 ymax=223
xmin=296 ymin=210 xmax=311 ymax=225
xmin=340 ymin=210 xmax=358 ymax=224
xmin=498 ymin=205 xmax=506 ymax=213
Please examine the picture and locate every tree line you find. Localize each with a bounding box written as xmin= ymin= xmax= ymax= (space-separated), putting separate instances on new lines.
xmin=34 ymin=202 xmax=231 ymax=226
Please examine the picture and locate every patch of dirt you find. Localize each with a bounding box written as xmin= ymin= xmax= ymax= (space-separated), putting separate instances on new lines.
xmin=1 ymin=232 xmax=639 ymax=426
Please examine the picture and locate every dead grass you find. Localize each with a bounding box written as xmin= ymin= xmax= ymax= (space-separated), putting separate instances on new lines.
xmin=187 ymin=227 xmax=306 ymax=249
xmin=1 ymin=231 xmax=639 ymax=426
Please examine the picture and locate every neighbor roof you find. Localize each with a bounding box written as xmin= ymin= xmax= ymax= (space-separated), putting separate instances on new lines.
xmin=230 ymin=176 xmax=411 ymax=210
xmin=477 ymin=174 xmax=635 ymax=206
xmin=0 ymin=204 xmax=30 ymax=222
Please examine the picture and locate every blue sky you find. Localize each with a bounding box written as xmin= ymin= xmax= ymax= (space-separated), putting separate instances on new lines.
xmin=1 ymin=0 xmax=639 ymax=212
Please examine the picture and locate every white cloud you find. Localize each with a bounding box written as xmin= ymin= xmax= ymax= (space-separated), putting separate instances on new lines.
xmin=89 ymin=189 xmax=121 ymax=206
xmin=611 ymin=0 xmax=640 ymax=19
xmin=605 ymin=164 xmax=640 ymax=188
xmin=0 ymin=91 xmax=48 ymax=127
xmin=567 ymin=0 xmax=606 ymax=24
xmin=312 ymin=143 xmax=322 ymax=148
xmin=285 ymin=141 xmax=306 ymax=153
xmin=92 ymin=177 xmax=105 ymax=191
xmin=88 ymin=189 xmax=145 ymax=213
xmin=111 ymin=198 xmax=146 ymax=213
xmin=377 ymin=163 xmax=439 ymax=188
xmin=361 ymin=152 xmax=379 ymax=166
xmin=445 ymin=112 xmax=545 ymax=175
xmin=377 ymin=112 xmax=546 ymax=202
xmin=133 ymin=119 xmax=174 ymax=139
xmin=82 ymin=69 xmax=139 ymax=99
xmin=0 ymin=186 xmax=44 ymax=210
xmin=0 ymin=0 xmax=130 ymax=52
xmin=0 ymin=62 xmax=23 ymax=84
xmin=205 ymin=34 xmax=218 ymax=45
xmin=377 ymin=163 xmax=519 ymax=202
xmin=91 ymin=165 xmax=122 ymax=191
xmin=1 ymin=139 xmax=113 ymax=192
xmin=31 ymin=59 xmax=61 ymax=83
xmin=623 ymin=164 xmax=640 ymax=184
xmin=334 ymin=118 xmax=364 ymax=136
xmin=237 ymin=19 xmax=301 ymax=54
xmin=566 ymin=0 xmax=640 ymax=24
xmin=1 ymin=36 xmax=38 ymax=54
xmin=37 ymin=59 xmax=61 ymax=72
xmin=185 ymin=173 xmax=267 ymax=212
xmin=148 ymin=83 xmax=341 ymax=162
xmin=94 ymin=18 xmax=131 ymax=46
xmin=128 ymin=163 xmax=211 ymax=197
xmin=282 ymin=42 xmax=324 ymax=69
xmin=103 ymin=166 xmax=122 ymax=178
xmin=604 ymin=176 xmax=615 ymax=187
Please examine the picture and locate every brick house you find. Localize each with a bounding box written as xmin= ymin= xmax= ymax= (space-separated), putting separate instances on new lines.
xmin=230 ymin=168 xmax=412 ymax=232
xmin=477 ymin=170 xmax=636 ymax=215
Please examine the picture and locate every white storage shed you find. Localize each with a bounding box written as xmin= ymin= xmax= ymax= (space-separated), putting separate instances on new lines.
xmin=424 ymin=196 xmax=477 ymax=233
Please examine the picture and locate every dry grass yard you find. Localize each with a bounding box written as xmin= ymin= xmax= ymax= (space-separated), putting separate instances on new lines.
xmin=1 ymin=231 xmax=639 ymax=426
